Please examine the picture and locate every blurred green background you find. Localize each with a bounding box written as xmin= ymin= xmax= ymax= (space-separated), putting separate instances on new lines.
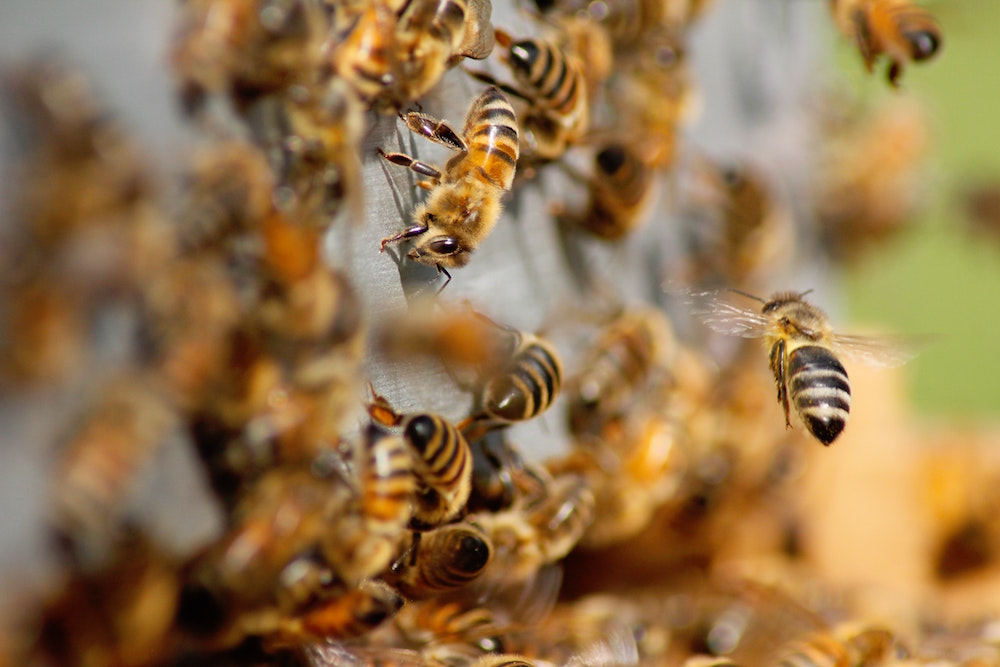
xmin=839 ymin=1 xmax=1000 ymax=420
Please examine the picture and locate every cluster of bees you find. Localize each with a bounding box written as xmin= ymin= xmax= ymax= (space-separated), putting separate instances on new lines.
xmin=9 ymin=0 xmax=999 ymax=667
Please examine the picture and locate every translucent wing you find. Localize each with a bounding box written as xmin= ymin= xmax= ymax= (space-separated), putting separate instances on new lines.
xmin=681 ymin=289 xmax=770 ymax=339
xmin=831 ymin=332 xmax=927 ymax=368
xmin=306 ymin=642 xmax=426 ymax=667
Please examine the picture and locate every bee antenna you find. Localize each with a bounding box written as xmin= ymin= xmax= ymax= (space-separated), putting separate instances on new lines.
xmin=726 ymin=287 xmax=766 ymax=304
xmin=798 ymin=288 xmax=815 ymax=298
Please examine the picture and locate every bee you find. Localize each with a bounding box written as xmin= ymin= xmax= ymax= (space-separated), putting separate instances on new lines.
xmin=386 ymin=521 xmax=494 ymax=598
xmin=475 ymin=473 xmax=594 ymax=583
xmin=367 ymin=390 xmax=474 ymax=529
xmin=378 ymin=86 xmax=519 ymax=283
xmin=679 ymin=159 xmax=794 ymax=290
xmin=468 ymin=29 xmax=589 ymax=164
xmin=330 ymin=0 xmax=495 ymax=112
xmin=468 ymin=325 xmax=563 ymax=429
xmin=49 ymin=376 xmax=182 ymax=568
xmin=829 ymin=0 xmax=942 ymax=86
xmin=766 ymin=625 xmax=903 ymax=667
xmin=169 ymin=0 xmax=328 ymax=112
xmin=556 ymin=143 xmax=656 ymax=242
xmin=565 ymin=308 xmax=675 ymax=438
xmin=394 ymin=598 xmax=505 ymax=654
xmin=687 ymin=289 xmax=915 ymax=446
xmin=250 ymin=78 xmax=365 ymax=226
xmin=811 ymin=95 xmax=929 ymax=264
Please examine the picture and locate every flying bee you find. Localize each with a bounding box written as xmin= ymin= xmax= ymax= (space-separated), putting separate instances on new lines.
xmin=367 ymin=389 xmax=474 ymax=528
xmin=686 ymin=289 xmax=917 ymax=446
xmin=378 ymin=86 xmax=519 ymax=283
xmin=555 ymin=143 xmax=656 ymax=242
xmin=830 ymin=0 xmax=942 ymax=86
xmin=329 ymin=0 xmax=494 ymax=112
xmin=385 ymin=521 xmax=494 ymax=598
xmin=468 ymin=29 xmax=589 ymax=165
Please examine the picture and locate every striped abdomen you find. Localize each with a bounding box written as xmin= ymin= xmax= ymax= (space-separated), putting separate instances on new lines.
xmin=506 ymin=37 xmax=586 ymax=127
xmin=583 ymin=143 xmax=653 ymax=240
xmin=787 ymin=345 xmax=851 ymax=446
xmin=288 ymin=580 xmax=404 ymax=641
xmin=455 ymin=86 xmax=519 ymax=190
xmin=361 ymin=426 xmax=415 ymax=533
xmin=480 ymin=336 xmax=562 ymax=423
xmin=404 ymin=413 xmax=473 ymax=526
xmin=391 ymin=523 xmax=492 ymax=597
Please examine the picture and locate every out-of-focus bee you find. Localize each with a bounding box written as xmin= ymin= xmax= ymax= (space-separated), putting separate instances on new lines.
xmin=564 ymin=307 xmax=675 ymax=438
xmin=466 ymin=325 xmax=563 ymax=430
xmin=679 ymin=159 xmax=794 ymax=290
xmin=329 ymin=0 xmax=495 ymax=112
xmin=0 ymin=59 xmax=171 ymax=386
xmin=468 ymin=29 xmax=589 ymax=165
xmin=687 ymin=289 xmax=915 ymax=446
xmin=379 ymin=86 xmax=519 ymax=282
xmin=765 ymin=624 xmax=904 ymax=666
xmin=555 ymin=143 xmax=656 ymax=242
xmin=829 ymin=0 xmax=942 ymax=86
xmin=251 ymin=78 xmax=365 ymax=225
xmin=393 ymin=598 xmax=505 ymax=655
xmin=609 ymin=25 xmax=695 ymax=170
xmin=368 ymin=391 xmax=474 ymax=529
xmin=29 ymin=533 xmax=180 ymax=667
xmin=385 ymin=521 xmax=493 ymax=598
xmin=475 ymin=473 xmax=594 ymax=583
xmin=49 ymin=376 xmax=182 ymax=568
xmin=169 ymin=0 xmax=328 ymax=113
xmin=811 ymin=95 xmax=929 ymax=263
xmin=376 ymin=300 xmax=511 ymax=370
xmin=681 ymin=657 xmax=742 ymax=667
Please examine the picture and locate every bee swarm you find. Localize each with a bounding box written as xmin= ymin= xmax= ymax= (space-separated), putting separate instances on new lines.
xmin=3 ymin=1 xmax=991 ymax=667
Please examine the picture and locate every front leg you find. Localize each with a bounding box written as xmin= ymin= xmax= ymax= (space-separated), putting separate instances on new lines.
xmin=401 ymin=112 xmax=467 ymax=153
xmin=380 ymin=221 xmax=429 ymax=252
xmin=769 ymin=339 xmax=792 ymax=429
xmin=378 ymin=147 xmax=443 ymax=184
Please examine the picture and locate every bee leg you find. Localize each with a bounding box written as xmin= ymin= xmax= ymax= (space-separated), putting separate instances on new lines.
xmin=377 ymin=147 xmax=443 ymax=183
xmin=380 ymin=222 xmax=429 ymax=252
xmin=401 ymin=112 xmax=467 ymax=152
xmin=769 ymin=339 xmax=792 ymax=429
xmin=435 ymin=265 xmax=453 ymax=293
xmin=463 ymin=68 xmax=533 ymax=104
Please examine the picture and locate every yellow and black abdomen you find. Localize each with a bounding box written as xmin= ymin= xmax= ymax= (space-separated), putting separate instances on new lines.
xmin=479 ymin=339 xmax=562 ymax=423
xmin=787 ymin=345 xmax=852 ymax=446
xmin=461 ymin=86 xmax=519 ymax=190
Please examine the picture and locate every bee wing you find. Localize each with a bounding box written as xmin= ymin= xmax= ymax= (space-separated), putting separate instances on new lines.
xmin=306 ymin=642 xmax=426 ymax=667
xmin=831 ymin=332 xmax=927 ymax=368
xmin=682 ymin=289 xmax=770 ymax=338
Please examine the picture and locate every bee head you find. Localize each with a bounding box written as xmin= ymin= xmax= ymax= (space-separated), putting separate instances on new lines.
xmin=410 ymin=234 xmax=470 ymax=268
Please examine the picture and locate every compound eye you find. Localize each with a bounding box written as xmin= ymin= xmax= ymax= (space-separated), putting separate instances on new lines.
xmin=905 ymin=29 xmax=940 ymax=60
xmin=428 ymin=237 xmax=461 ymax=256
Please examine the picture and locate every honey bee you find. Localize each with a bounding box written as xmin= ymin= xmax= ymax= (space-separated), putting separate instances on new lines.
xmin=394 ymin=598 xmax=505 ymax=654
xmin=329 ymin=0 xmax=495 ymax=112
xmin=468 ymin=29 xmax=589 ymax=164
xmin=170 ymin=0 xmax=328 ymax=112
xmin=251 ymin=78 xmax=365 ymax=226
xmin=565 ymin=307 xmax=675 ymax=438
xmin=367 ymin=389 xmax=473 ymax=528
xmin=686 ymin=289 xmax=915 ymax=446
xmin=829 ymin=0 xmax=942 ymax=86
xmin=49 ymin=376 xmax=182 ymax=567
xmin=475 ymin=473 xmax=594 ymax=583
xmin=556 ymin=143 xmax=656 ymax=242
xmin=609 ymin=25 xmax=694 ymax=170
xmin=766 ymin=625 xmax=903 ymax=667
xmin=679 ymin=159 xmax=794 ymax=290
xmin=468 ymin=325 xmax=563 ymax=430
xmin=385 ymin=521 xmax=494 ymax=598
xmin=378 ymin=86 xmax=519 ymax=282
